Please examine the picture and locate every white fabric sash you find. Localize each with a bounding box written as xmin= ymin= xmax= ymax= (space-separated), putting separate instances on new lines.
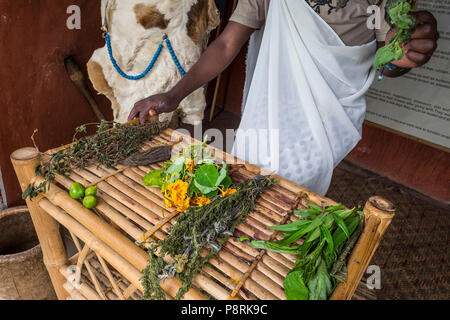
xmin=233 ymin=0 xmax=377 ymax=195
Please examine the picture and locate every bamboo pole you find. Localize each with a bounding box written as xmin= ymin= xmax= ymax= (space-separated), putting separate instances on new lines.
xmin=63 ymin=283 xmax=87 ymax=300
xmin=34 ymin=179 xmax=207 ymax=300
xmin=10 ymin=147 xmax=69 ymax=300
xmin=60 ymin=266 xmax=102 ymax=300
xmin=40 ymin=198 xmax=145 ymax=292
xmin=53 ymin=168 xmax=290 ymax=300
xmin=39 ymin=179 xmax=237 ymax=300
xmin=31 ymin=125 xmax=394 ymax=300
xmin=330 ymin=196 xmax=395 ymax=300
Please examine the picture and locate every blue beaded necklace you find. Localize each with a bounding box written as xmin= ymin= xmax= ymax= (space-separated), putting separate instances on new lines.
xmin=105 ymin=33 xmax=186 ymax=80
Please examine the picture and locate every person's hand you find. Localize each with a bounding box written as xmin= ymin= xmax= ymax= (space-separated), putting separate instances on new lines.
xmin=388 ymin=11 xmax=439 ymax=69
xmin=127 ymin=92 xmax=179 ymax=124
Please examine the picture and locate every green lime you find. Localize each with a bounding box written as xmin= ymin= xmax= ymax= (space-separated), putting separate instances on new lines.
xmin=82 ymin=196 xmax=97 ymax=209
xmin=143 ymin=169 xmax=163 ymax=187
xmin=69 ymin=182 xmax=85 ymax=200
xmin=85 ymin=186 xmax=98 ymax=197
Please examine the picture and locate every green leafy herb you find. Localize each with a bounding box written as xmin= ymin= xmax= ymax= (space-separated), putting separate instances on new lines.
xmin=141 ymin=176 xmax=273 ymax=300
xmin=237 ymin=238 xmax=301 ymax=255
xmin=307 ymin=259 xmax=333 ymax=300
xmin=244 ymin=204 xmax=365 ymax=300
xmin=284 ymin=270 xmax=309 ymax=300
xmin=143 ymin=169 xmax=164 ymax=188
xmin=374 ymin=0 xmax=417 ymax=68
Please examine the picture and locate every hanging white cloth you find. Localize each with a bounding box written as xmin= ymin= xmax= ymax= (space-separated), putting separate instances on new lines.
xmin=232 ymin=0 xmax=377 ymax=195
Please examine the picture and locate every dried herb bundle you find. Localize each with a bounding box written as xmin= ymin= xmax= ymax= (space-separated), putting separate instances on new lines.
xmin=141 ymin=175 xmax=273 ymax=300
xmin=118 ymin=146 xmax=172 ymax=167
xmin=23 ymin=120 xmax=162 ymax=200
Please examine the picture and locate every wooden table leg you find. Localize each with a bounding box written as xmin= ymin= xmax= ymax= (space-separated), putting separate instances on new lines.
xmin=331 ymin=196 xmax=395 ymax=300
xmin=11 ymin=147 xmax=69 ymax=300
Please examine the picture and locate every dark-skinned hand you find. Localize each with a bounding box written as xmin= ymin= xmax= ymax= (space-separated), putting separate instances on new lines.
xmin=127 ymin=92 xmax=179 ymax=124
xmin=388 ymin=10 xmax=439 ymax=69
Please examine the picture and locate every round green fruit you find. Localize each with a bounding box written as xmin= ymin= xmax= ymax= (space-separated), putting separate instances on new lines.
xmin=82 ymin=196 xmax=98 ymax=209
xmin=85 ymin=186 xmax=98 ymax=197
xmin=69 ymin=183 xmax=85 ymax=200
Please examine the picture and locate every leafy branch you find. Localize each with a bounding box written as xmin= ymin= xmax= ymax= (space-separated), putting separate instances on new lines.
xmin=23 ymin=120 xmax=162 ymax=201
xmin=374 ymin=0 xmax=417 ymax=69
xmin=141 ymin=176 xmax=273 ymax=300
xmin=238 ymin=204 xmax=364 ymax=300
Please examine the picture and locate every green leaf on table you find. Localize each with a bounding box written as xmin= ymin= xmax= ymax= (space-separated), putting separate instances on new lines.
xmin=238 ymin=238 xmax=301 ymax=255
xmin=284 ymin=270 xmax=309 ymax=300
xmin=302 ymin=213 xmax=327 ymax=234
xmin=320 ymin=224 xmax=334 ymax=255
xmin=192 ymin=163 xmax=221 ymax=196
xmin=332 ymin=216 xmax=361 ymax=249
xmin=195 ymin=164 xmax=219 ymax=187
xmin=190 ymin=182 xmax=218 ymax=198
xmin=332 ymin=212 xmax=350 ymax=239
xmin=193 ymin=180 xmax=218 ymax=195
xmin=307 ymin=204 xmax=323 ymax=213
xmin=218 ymin=175 xmax=232 ymax=188
xmin=269 ymin=219 xmax=311 ymax=233
xmin=307 ymin=259 xmax=333 ymax=300
xmin=215 ymin=162 xmax=228 ymax=186
xmin=276 ymin=222 xmax=313 ymax=246
xmin=337 ymin=208 xmax=356 ymax=220
xmin=166 ymin=156 xmax=185 ymax=175
xmin=294 ymin=208 xmax=320 ymax=217
xmin=143 ymin=169 xmax=163 ymax=187
xmin=325 ymin=204 xmax=344 ymax=212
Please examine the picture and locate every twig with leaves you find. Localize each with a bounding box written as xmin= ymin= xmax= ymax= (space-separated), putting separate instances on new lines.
xmin=22 ymin=120 xmax=162 ymax=201
xmin=141 ymin=175 xmax=273 ymax=300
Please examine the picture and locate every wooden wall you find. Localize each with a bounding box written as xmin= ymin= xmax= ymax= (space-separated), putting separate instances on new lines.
xmin=1 ymin=0 xmax=447 ymax=206
xmin=347 ymin=124 xmax=449 ymax=202
xmin=0 ymin=1 xmax=112 ymax=207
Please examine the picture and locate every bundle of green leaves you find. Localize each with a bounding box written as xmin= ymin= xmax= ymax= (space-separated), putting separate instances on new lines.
xmin=374 ymin=0 xmax=417 ymax=68
xmin=239 ymin=204 xmax=364 ymax=300
xmin=143 ymin=138 xmax=233 ymax=208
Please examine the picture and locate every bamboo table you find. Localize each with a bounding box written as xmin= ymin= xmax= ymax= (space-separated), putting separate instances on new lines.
xmin=11 ymin=128 xmax=395 ymax=300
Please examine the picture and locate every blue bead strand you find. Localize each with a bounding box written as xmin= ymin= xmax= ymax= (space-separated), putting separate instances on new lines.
xmin=105 ymin=33 xmax=164 ymax=80
xmin=165 ymin=38 xmax=186 ymax=76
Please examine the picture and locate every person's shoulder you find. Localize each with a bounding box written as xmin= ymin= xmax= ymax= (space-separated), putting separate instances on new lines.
xmin=229 ymin=0 xmax=268 ymax=30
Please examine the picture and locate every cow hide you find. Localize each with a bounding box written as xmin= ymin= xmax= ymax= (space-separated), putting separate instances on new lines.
xmin=87 ymin=0 xmax=220 ymax=125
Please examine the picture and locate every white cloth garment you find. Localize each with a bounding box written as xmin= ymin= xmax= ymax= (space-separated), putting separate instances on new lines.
xmin=232 ymin=0 xmax=377 ymax=195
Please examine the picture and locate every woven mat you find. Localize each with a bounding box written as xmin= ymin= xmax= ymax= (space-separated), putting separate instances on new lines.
xmin=327 ymin=161 xmax=450 ymax=300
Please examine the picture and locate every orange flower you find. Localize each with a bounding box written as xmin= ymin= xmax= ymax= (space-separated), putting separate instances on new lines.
xmin=185 ymin=158 xmax=195 ymax=174
xmin=164 ymin=191 xmax=174 ymax=209
xmin=164 ymin=180 xmax=191 ymax=212
xmin=177 ymin=196 xmax=191 ymax=212
xmin=218 ymin=187 xmax=237 ymax=197
xmin=191 ymin=196 xmax=211 ymax=207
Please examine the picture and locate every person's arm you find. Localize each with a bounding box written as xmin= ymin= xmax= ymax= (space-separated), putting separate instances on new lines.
xmin=128 ymin=22 xmax=255 ymax=124
xmin=381 ymin=11 xmax=439 ymax=78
